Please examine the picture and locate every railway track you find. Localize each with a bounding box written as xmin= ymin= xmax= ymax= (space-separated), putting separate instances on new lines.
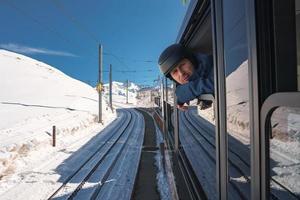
xmin=48 ymin=108 xmax=144 ymax=200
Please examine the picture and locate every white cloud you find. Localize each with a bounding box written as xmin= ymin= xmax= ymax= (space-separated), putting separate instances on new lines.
xmin=0 ymin=43 xmax=77 ymax=57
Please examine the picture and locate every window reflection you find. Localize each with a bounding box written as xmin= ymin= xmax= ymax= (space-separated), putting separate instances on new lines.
xmin=179 ymin=102 xmax=218 ymax=199
xmin=269 ymin=107 xmax=300 ymax=199
xmin=223 ymin=0 xmax=251 ymax=199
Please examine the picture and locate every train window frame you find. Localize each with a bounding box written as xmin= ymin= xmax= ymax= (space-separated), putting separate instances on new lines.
xmin=222 ymin=0 xmax=252 ymax=198
xmin=247 ymin=0 xmax=299 ymax=199
xmin=211 ymin=0 xmax=229 ymax=198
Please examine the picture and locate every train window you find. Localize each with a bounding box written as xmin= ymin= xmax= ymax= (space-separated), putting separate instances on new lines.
xmin=175 ymin=9 xmax=217 ymax=199
xmin=296 ymin=0 xmax=300 ymax=90
xmin=190 ymin=90 xmax=217 ymax=199
xmin=223 ymin=0 xmax=251 ymax=199
xmin=269 ymin=107 xmax=300 ymax=199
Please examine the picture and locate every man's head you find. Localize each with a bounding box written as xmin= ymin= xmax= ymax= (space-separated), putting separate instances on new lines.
xmin=169 ymin=58 xmax=194 ymax=84
xmin=158 ymin=43 xmax=196 ymax=84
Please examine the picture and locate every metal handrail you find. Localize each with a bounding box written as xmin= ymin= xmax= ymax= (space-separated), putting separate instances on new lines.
xmin=197 ymin=94 xmax=215 ymax=102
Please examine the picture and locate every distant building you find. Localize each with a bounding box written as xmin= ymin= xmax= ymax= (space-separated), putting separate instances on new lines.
xmin=137 ymin=87 xmax=160 ymax=102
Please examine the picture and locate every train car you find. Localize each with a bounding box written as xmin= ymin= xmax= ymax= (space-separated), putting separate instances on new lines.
xmin=157 ymin=0 xmax=300 ymax=199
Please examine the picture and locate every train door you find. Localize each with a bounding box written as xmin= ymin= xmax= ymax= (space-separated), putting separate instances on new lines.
xmin=241 ymin=0 xmax=300 ymax=199
xmin=256 ymin=1 xmax=300 ymax=199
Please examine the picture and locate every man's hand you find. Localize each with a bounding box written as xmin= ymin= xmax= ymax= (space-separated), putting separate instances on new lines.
xmin=177 ymin=104 xmax=188 ymax=111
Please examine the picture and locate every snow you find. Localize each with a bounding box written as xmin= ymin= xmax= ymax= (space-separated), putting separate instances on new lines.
xmin=154 ymin=120 xmax=172 ymax=200
xmin=0 ymin=49 xmax=173 ymax=199
xmin=269 ymin=107 xmax=300 ymax=196
xmin=0 ymin=49 xmax=141 ymax=198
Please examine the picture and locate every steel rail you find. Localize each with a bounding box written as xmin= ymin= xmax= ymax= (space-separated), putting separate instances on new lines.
xmin=48 ymin=109 xmax=132 ymax=199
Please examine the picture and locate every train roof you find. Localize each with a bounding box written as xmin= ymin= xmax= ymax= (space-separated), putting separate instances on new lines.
xmin=176 ymin=0 xmax=212 ymax=54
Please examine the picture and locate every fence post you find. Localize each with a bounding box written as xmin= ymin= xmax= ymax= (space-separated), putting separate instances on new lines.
xmin=52 ymin=125 xmax=56 ymax=147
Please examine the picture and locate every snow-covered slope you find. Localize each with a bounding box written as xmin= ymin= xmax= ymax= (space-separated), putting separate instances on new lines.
xmin=0 ymin=50 xmax=108 ymax=129
xmin=0 ymin=49 xmax=115 ymax=193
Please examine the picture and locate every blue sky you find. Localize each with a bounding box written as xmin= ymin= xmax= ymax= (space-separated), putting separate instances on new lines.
xmin=0 ymin=0 xmax=188 ymax=86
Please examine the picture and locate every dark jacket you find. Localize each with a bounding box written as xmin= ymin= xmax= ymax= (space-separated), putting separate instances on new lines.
xmin=175 ymin=53 xmax=214 ymax=104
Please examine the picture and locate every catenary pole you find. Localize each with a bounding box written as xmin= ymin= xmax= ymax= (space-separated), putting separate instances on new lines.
xmin=126 ymin=79 xmax=129 ymax=104
xmin=98 ymin=44 xmax=103 ymax=123
xmin=109 ymin=64 xmax=113 ymax=111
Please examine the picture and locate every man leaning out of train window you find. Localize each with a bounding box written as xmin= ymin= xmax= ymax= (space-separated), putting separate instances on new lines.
xmin=158 ymin=44 xmax=214 ymax=111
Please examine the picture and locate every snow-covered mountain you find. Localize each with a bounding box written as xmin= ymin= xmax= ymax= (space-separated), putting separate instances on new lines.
xmin=103 ymin=81 xmax=140 ymax=96
xmin=0 ymin=49 xmax=115 ymax=194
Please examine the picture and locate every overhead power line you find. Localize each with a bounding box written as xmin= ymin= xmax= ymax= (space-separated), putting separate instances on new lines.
xmin=103 ymin=52 xmax=156 ymax=64
xmin=2 ymin=0 xmax=100 ymax=61
xmin=3 ymin=0 xmax=79 ymax=49
xmin=5 ymin=0 xmax=157 ymax=78
xmin=49 ymin=0 xmax=156 ymax=69
xmin=48 ymin=0 xmax=134 ymax=71
xmin=102 ymin=69 xmax=154 ymax=73
xmin=49 ymin=0 xmax=99 ymax=44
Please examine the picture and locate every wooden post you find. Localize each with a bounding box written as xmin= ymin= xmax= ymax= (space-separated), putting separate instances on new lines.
xmin=160 ymin=142 xmax=165 ymax=173
xmin=52 ymin=125 xmax=56 ymax=147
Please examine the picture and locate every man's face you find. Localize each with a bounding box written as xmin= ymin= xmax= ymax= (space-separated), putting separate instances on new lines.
xmin=170 ymin=58 xmax=194 ymax=84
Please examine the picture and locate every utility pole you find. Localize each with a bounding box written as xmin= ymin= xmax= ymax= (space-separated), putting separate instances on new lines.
xmin=98 ymin=44 xmax=103 ymax=123
xmin=109 ymin=64 xmax=113 ymax=111
xmin=126 ymin=79 xmax=129 ymax=104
